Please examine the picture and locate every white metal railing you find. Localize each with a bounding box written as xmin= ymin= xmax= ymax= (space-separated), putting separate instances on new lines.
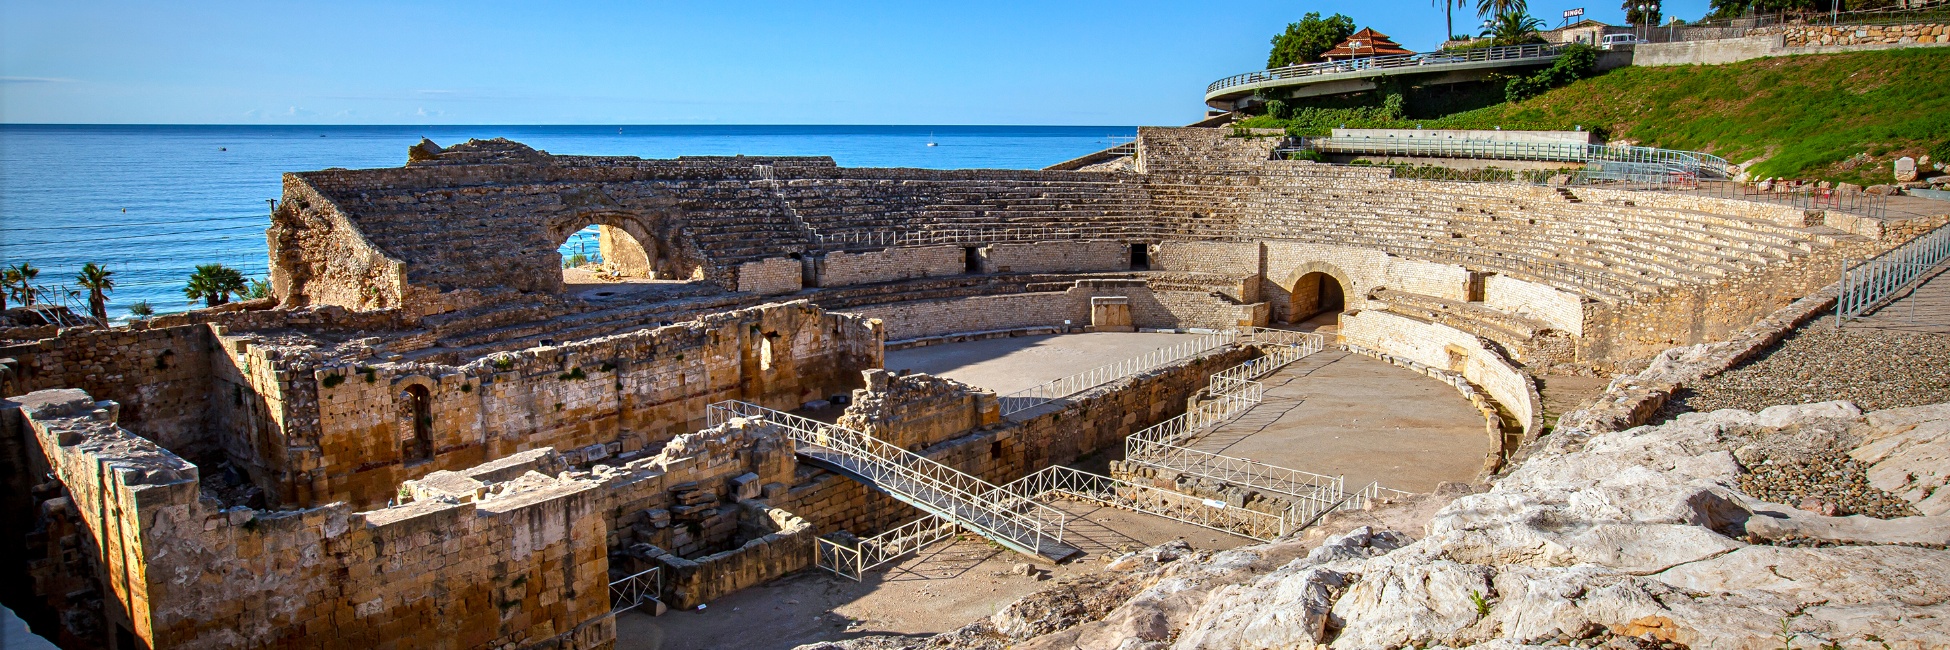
xmin=815 ymin=513 xmax=961 ymax=581
xmin=609 ymin=566 xmax=663 ymax=613
xmin=998 ymin=331 xmax=1238 ymax=415
xmin=1207 ymin=43 xmax=1564 ymax=97
xmin=1292 ymin=136 xmax=1735 ymax=180
xmin=1001 ymin=465 xmax=1290 ymax=541
xmin=707 ymin=401 xmax=1071 ymax=559
xmin=814 ymin=225 xmax=1135 ymax=250
xmin=1838 ymin=220 xmax=1950 ymax=326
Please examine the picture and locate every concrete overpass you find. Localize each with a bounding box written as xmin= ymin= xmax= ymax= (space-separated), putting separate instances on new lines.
xmin=1204 ymin=43 xmax=1566 ymax=111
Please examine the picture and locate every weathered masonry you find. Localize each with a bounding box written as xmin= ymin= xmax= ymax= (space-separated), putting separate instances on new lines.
xmin=2 ymin=126 xmax=1937 ymax=649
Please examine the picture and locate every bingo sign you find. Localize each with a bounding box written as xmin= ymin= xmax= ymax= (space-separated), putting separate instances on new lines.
xmin=1564 ymin=7 xmax=1586 ymax=20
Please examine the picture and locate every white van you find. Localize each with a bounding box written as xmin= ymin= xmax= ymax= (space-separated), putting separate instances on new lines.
xmin=1602 ymin=33 xmax=1641 ymax=49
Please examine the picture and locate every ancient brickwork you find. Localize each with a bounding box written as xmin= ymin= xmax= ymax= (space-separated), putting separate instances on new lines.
xmin=10 ymin=389 xmax=614 ymax=650
xmin=981 ymin=240 xmax=1130 ymax=274
xmin=309 ymin=302 xmax=878 ymax=509
xmin=846 ymin=279 xmax=1265 ymax=342
xmin=734 ymin=257 xmax=803 ymax=295
xmin=816 ymin=245 xmax=965 ymax=287
xmin=838 ymin=370 xmax=999 ymax=450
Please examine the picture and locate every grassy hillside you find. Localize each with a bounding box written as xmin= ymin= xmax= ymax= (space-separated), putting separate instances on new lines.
xmin=1239 ymin=47 xmax=1950 ymax=185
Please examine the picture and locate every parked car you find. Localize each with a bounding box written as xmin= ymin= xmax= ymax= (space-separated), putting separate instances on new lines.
xmin=1602 ymin=33 xmax=1641 ymax=49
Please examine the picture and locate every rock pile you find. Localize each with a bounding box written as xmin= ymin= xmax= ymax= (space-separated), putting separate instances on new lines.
xmin=804 ymin=401 xmax=1950 ymax=649
xmin=1663 ymin=319 xmax=1950 ymax=416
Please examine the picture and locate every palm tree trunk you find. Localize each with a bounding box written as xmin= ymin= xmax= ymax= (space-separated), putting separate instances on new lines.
xmin=1447 ymin=3 xmax=1454 ymax=41
xmin=90 ymin=293 xmax=107 ymax=322
xmin=207 ymin=294 xmax=223 ymax=308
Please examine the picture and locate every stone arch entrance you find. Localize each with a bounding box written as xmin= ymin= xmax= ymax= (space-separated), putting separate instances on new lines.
xmin=545 ymin=212 xmax=708 ymax=294
xmin=1281 ymin=262 xmax=1353 ymax=325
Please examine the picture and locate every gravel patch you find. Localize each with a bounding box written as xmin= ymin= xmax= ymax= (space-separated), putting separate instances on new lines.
xmin=1661 ymin=319 xmax=1950 ymax=418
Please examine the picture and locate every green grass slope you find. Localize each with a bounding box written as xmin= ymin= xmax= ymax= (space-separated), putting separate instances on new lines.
xmin=1245 ymin=48 xmax=1950 ymax=184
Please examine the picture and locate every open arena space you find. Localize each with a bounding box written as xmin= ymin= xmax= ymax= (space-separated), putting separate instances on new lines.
xmin=4 ymin=127 xmax=1948 ymax=650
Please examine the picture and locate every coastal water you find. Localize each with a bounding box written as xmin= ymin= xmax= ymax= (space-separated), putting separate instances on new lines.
xmin=0 ymin=124 xmax=1135 ymax=321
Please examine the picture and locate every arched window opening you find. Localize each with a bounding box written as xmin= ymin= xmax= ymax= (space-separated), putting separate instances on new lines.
xmin=1290 ymin=271 xmax=1348 ymax=327
xmin=559 ymin=223 xmax=706 ymax=301
xmin=401 ymin=384 xmax=434 ymax=464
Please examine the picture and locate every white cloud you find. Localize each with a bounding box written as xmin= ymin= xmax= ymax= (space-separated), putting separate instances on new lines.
xmin=0 ymin=76 xmax=76 ymax=84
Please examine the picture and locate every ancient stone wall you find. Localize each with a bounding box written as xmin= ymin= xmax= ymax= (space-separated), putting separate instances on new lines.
xmin=1481 ymin=275 xmax=1586 ymax=336
xmin=735 ymin=257 xmax=803 ymax=295
xmin=0 ymin=323 xmax=216 ymax=455
xmin=1762 ymin=22 xmax=1950 ymax=46
xmin=980 ymin=240 xmax=1131 ymax=274
xmin=648 ymin=503 xmax=813 ymax=609
xmin=10 ymin=389 xmax=615 ymax=650
xmin=838 ymin=370 xmax=999 ymax=450
xmin=846 ymin=279 xmax=1265 ymax=342
xmin=309 ymin=302 xmax=879 ymax=509
xmin=816 ymin=245 xmax=965 ymax=287
xmin=1262 ymin=240 xmax=1471 ymax=322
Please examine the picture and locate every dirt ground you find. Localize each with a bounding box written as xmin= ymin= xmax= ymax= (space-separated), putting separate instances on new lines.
xmin=883 ymin=332 xmax=1200 ymax=395
xmin=619 ymin=501 xmax=1252 ymax=650
xmin=1180 ymin=350 xmax=1494 ymax=493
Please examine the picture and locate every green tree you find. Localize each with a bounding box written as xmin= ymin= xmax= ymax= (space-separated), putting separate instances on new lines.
xmin=1434 ymin=0 xmax=1470 ymax=43
xmin=1505 ymin=43 xmax=1600 ymax=101
xmin=245 ymin=278 xmax=273 ymax=300
xmin=1267 ymin=12 xmax=1357 ymax=68
xmin=0 ymin=267 xmax=12 ymax=312
xmin=1476 ymin=0 xmax=1529 ymax=19
xmin=1482 ymin=11 xmax=1547 ymax=46
xmin=184 ymin=263 xmax=248 ymax=308
xmin=128 ymin=300 xmax=155 ymax=318
xmin=1622 ymin=0 xmax=1662 ymax=26
xmin=75 ymin=263 xmax=115 ymax=323
xmin=6 ymin=262 xmax=39 ymax=307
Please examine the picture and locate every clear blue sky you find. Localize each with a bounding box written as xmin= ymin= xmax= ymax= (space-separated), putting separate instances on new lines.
xmin=1 ymin=0 xmax=1709 ymax=125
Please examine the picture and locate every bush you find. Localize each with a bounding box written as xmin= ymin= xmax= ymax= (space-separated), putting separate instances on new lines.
xmin=1264 ymin=99 xmax=1291 ymax=120
xmin=1506 ymin=44 xmax=1599 ymax=103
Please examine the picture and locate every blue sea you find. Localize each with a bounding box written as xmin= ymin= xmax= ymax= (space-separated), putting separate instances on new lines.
xmin=0 ymin=125 xmax=1134 ymax=321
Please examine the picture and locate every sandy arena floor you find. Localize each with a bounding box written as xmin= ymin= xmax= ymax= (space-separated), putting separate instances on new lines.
xmin=883 ymin=332 xmax=1200 ymax=395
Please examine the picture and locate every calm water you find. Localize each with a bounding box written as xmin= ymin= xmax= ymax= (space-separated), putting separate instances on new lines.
xmin=0 ymin=124 xmax=1134 ymax=321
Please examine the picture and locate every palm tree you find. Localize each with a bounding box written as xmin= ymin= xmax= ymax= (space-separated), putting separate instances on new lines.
xmin=245 ymin=278 xmax=273 ymax=300
xmin=75 ymin=263 xmax=115 ymax=323
xmin=1476 ymin=0 xmax=1529 ymax=19
xmin=1435 ymin=0 xmax=1470 ymax=41
xmin=184 ymin=264 xmax=248 ymax=308
xmin=1483 ymin=11 xmax=1547 ymax=45
xmin=1622 ymin=0 xmax=1662 ymax=26
xmin=7 ymin=262 xmax=40 ymax=306
xmin=0 ymin=267 xmax=13 ymax=312
xmin=128 ymin=300 xmax=155 ymax=319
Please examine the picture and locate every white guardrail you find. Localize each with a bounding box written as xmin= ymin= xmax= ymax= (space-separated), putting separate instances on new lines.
xmin=1837 ymin=220 xmax=1950 ymax=326
xmin=998 ymin=331 xmax=1238 ymax=415
xmin=1294 ymin=136 xmax=1736 ymax=180
xmin=1206 ymin=43 xmax=1564 ymax=96
xmin=1001 ymin=465 xmax=1291 ymax=541
xmin=707 ymin=400 xmax=1072 ymax=560
xmin=608 ymin=566 xmax=662 ymax=613
xmin=815 ymin=513 xmax=961 ymax=581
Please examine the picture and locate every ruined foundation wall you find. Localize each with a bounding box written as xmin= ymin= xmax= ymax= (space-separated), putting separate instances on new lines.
xmin=1482 ymin=275 xmax=1586 ymax=336
xmin=849 ymin=280 xmax=1263 ymax=341
xmin=311 ymin=302 xmax=880 ymax=509
xmin=817 ymin=245 xmax=965 ymax=287
xmin=981 ymin=240 xmax=1131 ymax=274
xmin=11 ymin=389 xmax=616 ymax=650
xmin=0 ymin=323 xmax=217 ymax=456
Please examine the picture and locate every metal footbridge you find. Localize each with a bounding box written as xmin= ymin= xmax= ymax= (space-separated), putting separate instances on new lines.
xmin=1205 ymin=43 xmax=1566 ymax=110
xmin=707 ymin=400 xmax=1080 ymax=562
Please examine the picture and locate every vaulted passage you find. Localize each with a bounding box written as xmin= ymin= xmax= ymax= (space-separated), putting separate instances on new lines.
xmin=1290 ymin=271 xmax=1347 ymax=323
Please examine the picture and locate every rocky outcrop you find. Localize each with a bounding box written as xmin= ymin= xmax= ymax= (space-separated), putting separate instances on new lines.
xmin=822 ymin=401 xmax=1950 ymax=649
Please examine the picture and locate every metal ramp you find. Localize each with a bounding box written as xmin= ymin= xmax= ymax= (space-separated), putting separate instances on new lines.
xmin=708 ymin=400 xmax=1079 ymax=562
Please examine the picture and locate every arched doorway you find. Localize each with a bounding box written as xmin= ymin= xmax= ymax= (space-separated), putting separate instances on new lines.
xmin=552 ymin=216 xmax=707 ymax=300
xmin=1289 ymin=271 xmax=1348 ymax=326
xmin=559 ymin=224 xmax=658 ymax=281
xmin=400 ymin=384 xmax=434 ymax=464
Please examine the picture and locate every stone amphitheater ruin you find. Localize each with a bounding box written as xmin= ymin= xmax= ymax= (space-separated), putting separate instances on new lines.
xmin=3 ymin=127 xmax=1946 ymax=649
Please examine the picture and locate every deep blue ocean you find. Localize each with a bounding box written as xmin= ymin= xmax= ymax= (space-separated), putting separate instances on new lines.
xmin=0 ymin=124 xmax=1134 ymax=321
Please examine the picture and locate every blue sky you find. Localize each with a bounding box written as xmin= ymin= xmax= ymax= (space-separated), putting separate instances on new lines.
xmin=1 ymin=0 xmax=1711 ymax=125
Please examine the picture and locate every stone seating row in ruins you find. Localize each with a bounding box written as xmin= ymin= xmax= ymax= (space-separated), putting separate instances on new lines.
xmin=1363 ymin=288 xmax=1573 ymax=365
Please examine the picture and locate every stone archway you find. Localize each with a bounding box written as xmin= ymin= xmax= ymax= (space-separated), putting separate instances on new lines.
xmin=544 ymin=211 xmax=708 ymax=292
xmin=1279 ymin=261 xmax=1354 ymax=325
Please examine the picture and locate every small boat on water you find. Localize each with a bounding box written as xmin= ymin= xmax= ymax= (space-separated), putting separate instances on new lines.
xmin=926 ymin=131 xmax=937 ymax=147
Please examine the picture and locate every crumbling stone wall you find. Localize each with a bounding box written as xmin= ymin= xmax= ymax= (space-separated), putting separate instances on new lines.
xmin=847 ymin=278 xmax=1265 ymax=342
xmin=1340 ymin=309 xmax=1542 ymax=435
xmin=9 ymin=389 xmax=615 ymax=650
xmin=838 ymin=370 xmax=999 ymax=450
xmin=309 ymin=301 xmax=879 ymax=509
xmin=816 ymin=245 xmax=965 ymax=287
xmin=980 ymin=240 xmax=1131 ymax=274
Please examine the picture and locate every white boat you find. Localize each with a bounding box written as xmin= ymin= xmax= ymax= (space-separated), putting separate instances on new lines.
xmin=926 ymin=131 xmax=937 ymax=147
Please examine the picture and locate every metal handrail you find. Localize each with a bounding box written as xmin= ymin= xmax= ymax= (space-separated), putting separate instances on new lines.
xmin=707 ymin=400 xmax=1070 ymax=558
xmin=997 ymin=331 xmax=1238 ymax=415
xmin=1292 ymin=136 xmax=1735 ymax=179
xmin=1837 ymin=219 xmax=1950 ymax=325
xmin=1207 ymin=43 xmax=1564 ymax=96
xmin=1001 ymin=465 xmax=1291 ymax=541
xmin=609 ymin=566 xmax=663 ymax=613
xmin=814 ymin=513 xmax=961 ymax=581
